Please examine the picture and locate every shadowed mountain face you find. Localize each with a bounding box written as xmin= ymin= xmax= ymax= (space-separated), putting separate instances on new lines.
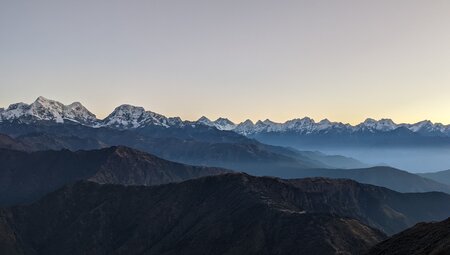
xmin=0 ymin=122 xmax=365 ymax=172
xmin=418 ymin=169 xmax=450 ymax=186
xmin=1 ymin=174 xmax=450 ymax=255
xmin=287 ymin=178 xmax=450 ymax=235
xmin=5 ymin=97 xmax=450 ymax=172
xmin=0 ymin=146 xmax=227 ymax=206
xmin=3 ymin=127 xmax=450 ymax=195
xmin=2 ymin=130 xmax=449 ymax=195
xmin=280 ymin=166 xmax=450 ymax=194
xmin=0 ymin=133 xmax=29 ymax=151
xmin=2 ymin=116 xmax=450 ymax=196
xmin=367 ymin=218 xmax=450 ymax=255
xmin=0 ymin=174 xmax=387 ymax=255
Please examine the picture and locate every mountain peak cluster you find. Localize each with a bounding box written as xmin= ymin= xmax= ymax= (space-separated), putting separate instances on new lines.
xmin=1 ymin=97 xmax=450 ymax=254
xmin=1 ymin=96 xmax=450 ymax=137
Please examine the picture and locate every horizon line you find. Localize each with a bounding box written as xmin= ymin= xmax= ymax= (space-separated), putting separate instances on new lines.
xmin=1 ymin=96 xmax=449 ymax=127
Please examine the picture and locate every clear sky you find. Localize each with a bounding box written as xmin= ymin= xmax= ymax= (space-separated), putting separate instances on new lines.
xmin=1 ymin=0 xmax=449 ymax=124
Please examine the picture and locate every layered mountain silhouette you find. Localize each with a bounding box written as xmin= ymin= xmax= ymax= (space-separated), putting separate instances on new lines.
xmin=2 ymin=97 xmax=450 ymax=146
xmin=0 ymin=146 xmax=227 ymax=206
xmin=1 ymin=131 xmax=448 ymax=194
xmin=367 ymin=217 xmax=450 ymax=255
xmin=2 ymin=97 xmax=450 ymax=195
xmin=0 ymin=119 xmax=366 ymax=172
xmin=418 ymin=169 xmax=450 ymax=186
xmin=5 ymin=97 xmax=450 ymax=175
xmin=1 ymin=173 xmax=450 ymax=254
xmin=279 ymin=166 xmax=450 ymax=194
xmin=285 ymin=177 xmax=450 ymax=235
xmin=9 ymin=96 xmax=449 ymax=173
xmin=0 ymin=132 xmax=105 ymax=151
xmin=0 ymin=133 xmax=29 ymax=151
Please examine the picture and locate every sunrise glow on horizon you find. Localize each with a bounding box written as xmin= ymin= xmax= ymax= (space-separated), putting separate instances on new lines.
xmin=1 ymin=0 xmax=450 ymax=125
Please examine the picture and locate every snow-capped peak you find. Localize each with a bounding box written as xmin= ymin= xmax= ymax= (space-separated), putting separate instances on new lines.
xmin=285 ymin=117 xmax=314 ymax=127
xmin=233 ymin=119 xmax=255 ymax=135
xmin=106 ymin=104 xmax=146 ymax=120
xmin=317 ymin=119 xmax=331 ymax=128
xmin=1 ymin=102 xmax=30 ymax=121
xmin=408 ymin=120 xmax=432 ymax=132
xmin=196 ymin=116 xmax=214 ymax=126
xmin=195 ymin=116 xmax=236 ymax=130
xmin=0 ymin=97 xmax=97 ymax=125
xmin=406 ymin=120 xmax=448 ymax=135
xmin=64 ymin=102 xmax=98 ymax=124
xmin=101 ymin=104 xmax=182 ymax=129
xmin=241 ymin=119 xmax=254 ymax=125
xmin=356 ymin=118 xmax=398 ymax=132
xmin=102 ymin=104 xmax=150 ymax=129
xmin=29 ymin=96 xmax=66 ymax=123
xmin=0 ymin=97 xmax=185 ymax=129
xmin=213 ymin=118 xmax=236 ymax=131
xmin=230 ymin=117 xmax=450 ymax=136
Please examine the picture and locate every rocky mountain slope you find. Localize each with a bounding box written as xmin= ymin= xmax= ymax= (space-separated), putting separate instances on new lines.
xmin=0 ymin=119 xmax=365 ymax=174
xmin=2 ymin=173 xmax=450 ymax=255
xmin=286 ymin=177 xmax=450 ymax=235
xmin=0 ymin=96 xmax=98 ymax=126
xmin=282 ymin=166 xmax=450 ymax=194
xmin=0 ymin=146 xmax=226 ymax=206
xmin=0 ymin=174 xmax=387 ymax=255
xmin=418 ymin=169 xmax=450 ymax=186
xmin=367 ymin=217 xmax=450 ymax=255
xmin=0 ymin=133 xmax=29 ymax=151
xmin=1 ymin=131 xmax=448 ymax=194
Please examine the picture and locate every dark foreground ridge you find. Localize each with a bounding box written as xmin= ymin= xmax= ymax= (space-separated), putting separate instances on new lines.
xmin=289 ymin=166 xmax=450 ymax=194
xmin=419 ymin=169 xmax=450 ymax=186
xmin=0 ymin=173 xmax=385 ymax=255
xmin=1 ymin=173 xmax=450 ymax=255
xmin=367 ymin=217 xmax=450 ymax=255
xmin=0 ymin=146 xmax=227 ymax=206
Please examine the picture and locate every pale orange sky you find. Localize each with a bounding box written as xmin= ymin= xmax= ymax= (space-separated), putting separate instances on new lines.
xmin=1 ymin=0 xmax=450 ymax=125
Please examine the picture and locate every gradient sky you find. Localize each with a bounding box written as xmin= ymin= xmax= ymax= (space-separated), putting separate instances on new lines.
xmin=1 ymin=0 xmax=450 ymax=124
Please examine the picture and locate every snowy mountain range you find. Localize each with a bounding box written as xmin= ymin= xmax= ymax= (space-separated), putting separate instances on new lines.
xmin=0 ymin=97 xmax=184 ymax=129
xmin=102 ymin=104 xmax=183 ymax=129
xmin=233 ymin=117 xmax=450 ymax=137
xmin=0 ymin=96 xmax=98 ymax=126
xmin=2 ymin=96 xmax=450 ymax=137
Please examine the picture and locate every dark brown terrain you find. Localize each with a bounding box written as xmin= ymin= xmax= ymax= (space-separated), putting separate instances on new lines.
xmin=0 ymin=174 xmax=386 ymax=255
xmin=0 ymin=146 xmax=227 ymax=206
xmin=1 ymin=162 xmax=450 ymax=254
xmin=367 ymin=217 xmax=450 ymax=255
xmin=0 ymin=133 xmax=29 ymax=151
xmin=2 ymin=129 xmax=449 ymax=195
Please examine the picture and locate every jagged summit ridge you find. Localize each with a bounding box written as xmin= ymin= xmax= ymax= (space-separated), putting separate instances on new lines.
xmin=103 ymin=104 xmax=156 ymax=128
xmin=1 ymin=97 xmax=450 ymax=136
xmin=194 ymin=116 xmax=236 ymax=130
xmin=0 ymin=96 xmax=97 ymax=125
xmin=101 ymin=104 xmax=184 ymax=129
xmin=234 ymin=117 xmax=450 ymax=136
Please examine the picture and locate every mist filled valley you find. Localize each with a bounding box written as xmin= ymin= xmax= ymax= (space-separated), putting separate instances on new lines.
xmin=255 ymin=145 xmax=450 ymax=173
xmin=2 ymin=1 xmax=450 ymax=254
xmin=1 ymin=97 xmax=450 ymax=254
xmin=314 ymin=147 xmax=450 ymax=173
